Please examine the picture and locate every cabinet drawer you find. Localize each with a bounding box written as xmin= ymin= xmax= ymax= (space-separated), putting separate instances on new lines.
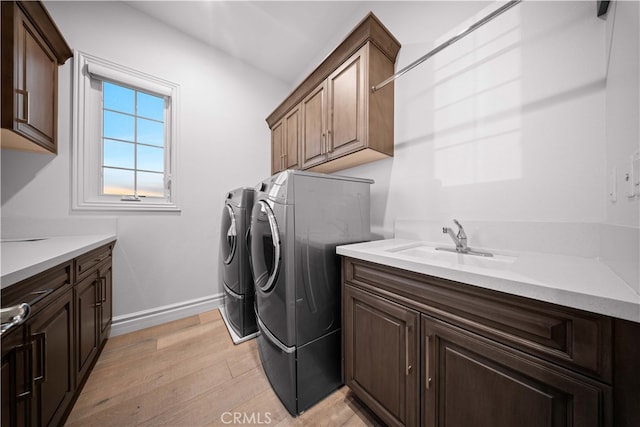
xmin=343 ymin=258 xmax=613 ymax=383
xmin=75 ymin=244 xmax=112 ymax=282
xmin=1 ymin=262 xmax=72 ymax=315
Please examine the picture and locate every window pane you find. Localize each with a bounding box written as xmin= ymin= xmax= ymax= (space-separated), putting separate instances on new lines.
xmin=137 ymin=118 xmax=164 ymax=146
xmin=137 ymin=145 xmax=164 ymax=172
xmin=104 ymin=111 xmax=134 ymax=141
xmin=137 ymin=171 xmax=164 ymax=197
xmin=103 ymin=139 xmax=134 ymax=169
xmin=138 ymin=92 xmax=164 ymax=121
xmin=104 ymin=82 xmax=134 ymax=114
xmin=103 ymin=167 xmax=134 ymax=195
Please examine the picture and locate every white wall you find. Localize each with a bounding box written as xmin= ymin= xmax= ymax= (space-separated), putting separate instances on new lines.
xmin=605 ymin=0 xmax=640 ymax=227
xmin=339 ymin=1 xmax=609 ymax=236
xmin=1 ymin=1 xmax=289 ymax=328
xmin=601 ymin=0 xmax=640 ymax=291
xmin=333 ymin=1 xmax=638 ymax=290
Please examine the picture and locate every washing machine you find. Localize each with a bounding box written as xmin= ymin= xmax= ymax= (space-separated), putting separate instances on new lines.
xmin=219 ymin=187 xmax=258 ymax=343
xmin=248 ymin=170 xmax=372 ymax=415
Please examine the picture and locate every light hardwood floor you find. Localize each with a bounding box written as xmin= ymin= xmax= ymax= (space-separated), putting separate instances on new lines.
xmin=65 ymin=309 xmax=381 ymax=426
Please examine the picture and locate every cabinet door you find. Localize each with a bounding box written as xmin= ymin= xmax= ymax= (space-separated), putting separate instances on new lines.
xmin=75 ymin=274 xmax=99 ymax=383
xmin=98 ymin=261 xmax=113 ymax=345
xmin=28 ymin=289 xmax=75 ymax=427
xmin=301 ymin=82 xmax=327 ymax=169
xmin=327 ymin=45 xmax=366 ymax=159
xmin=283 ymin=106 xmax=300 ymax=170
xmin=271 ymin=120 xmax=284 ymax=174
xmin=12 ymin=6 xmax=58 ymax=152
xmin=1 ymin=326 xmax=30 ymax=427
xmin=422 ymin=314 xmax=611 ymax=427
xmin=344 ymin=285 xmax=419 ymax=427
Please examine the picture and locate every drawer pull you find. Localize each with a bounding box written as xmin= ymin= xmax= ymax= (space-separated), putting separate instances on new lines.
xmin=27 ymin=288 xmax=54 ymax=306
xmin=94 ymin=255 xmax=108 ymax=263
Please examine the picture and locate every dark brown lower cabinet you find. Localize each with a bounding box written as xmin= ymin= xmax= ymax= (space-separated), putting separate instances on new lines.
xmin=75 ymin=255 xmax=112 ymax=388
xmin=1 ymin=325 xmax=29 ymax=427
xmin=421 ymin=314 xmax=610 ymax=427
xmin=343 ymin=284 xmax=419 ymax=427
xmin=342 ymin=257 xmax=637 ymax=427
xmin=1 ymin=242 xmax=114 ymax=427
xmin=75 ymin=274 xmax=99 ymax=383
xmin=27 ymin=289 xmax=75 ymax=427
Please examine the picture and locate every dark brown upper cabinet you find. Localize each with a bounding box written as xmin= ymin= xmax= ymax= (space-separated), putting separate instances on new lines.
xmin=1 ymin=1 xmax=72 ymax=154
xmin=267 ymin=12 xmax=400 ymax=175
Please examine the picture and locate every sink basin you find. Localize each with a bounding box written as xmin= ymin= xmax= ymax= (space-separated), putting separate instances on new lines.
xmin=387 ymin=243 xmax=518 ymax=270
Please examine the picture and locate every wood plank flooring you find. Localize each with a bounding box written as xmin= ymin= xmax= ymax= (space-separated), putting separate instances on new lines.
xmin=65 ymin=309 xmax=381 ymax=426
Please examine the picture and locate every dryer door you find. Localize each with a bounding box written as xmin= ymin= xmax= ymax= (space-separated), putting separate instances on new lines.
xmin=220 ymin=204 xmax=237 ymax=265
xmin=249 ymin=200 xmax=281 ymax=293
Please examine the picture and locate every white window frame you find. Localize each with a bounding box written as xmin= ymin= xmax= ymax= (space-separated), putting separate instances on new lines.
xmin=72 ymin=50 xmax=180 ymax=212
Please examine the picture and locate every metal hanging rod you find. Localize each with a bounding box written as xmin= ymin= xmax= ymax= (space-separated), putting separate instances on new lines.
xmin=371 ymin=0 xmax=523 ymax=92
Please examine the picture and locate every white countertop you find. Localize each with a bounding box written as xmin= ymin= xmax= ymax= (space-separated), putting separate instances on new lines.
xmin=337 ymin=239 xmax=640 ymax=323
xmin=1 ymin=234 xmax=117 ymax=289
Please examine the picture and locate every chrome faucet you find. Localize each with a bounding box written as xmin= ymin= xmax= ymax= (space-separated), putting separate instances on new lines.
xmin=438 ymin=219 xmax=493 ymax=257
xmin=442 ymin=219 xmax=468 ymax=252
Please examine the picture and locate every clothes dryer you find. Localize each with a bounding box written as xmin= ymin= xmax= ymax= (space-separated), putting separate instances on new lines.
xmin=249 ymin=170 xmax=372 ymax=415
xmin=219 ymin=187 xmax=257 ymax=342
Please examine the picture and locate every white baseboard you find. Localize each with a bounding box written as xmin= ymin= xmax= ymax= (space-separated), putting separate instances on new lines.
xmin=110 ymin=293 xmax=224 ymax=337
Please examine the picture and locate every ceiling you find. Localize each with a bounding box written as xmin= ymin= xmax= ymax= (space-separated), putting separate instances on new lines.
xmin=125 ymin=1 xmax=375 ymax=86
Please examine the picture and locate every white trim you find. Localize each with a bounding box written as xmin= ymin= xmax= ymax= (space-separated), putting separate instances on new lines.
xmin=72 ymin=50 xmax=180 ymax=212
xmin=110 ymin=294 xmax=223 ymax=336
xmin=87 ymin=62 xmax=172 ymax=97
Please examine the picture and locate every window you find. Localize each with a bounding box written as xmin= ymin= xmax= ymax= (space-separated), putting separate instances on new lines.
xmin=72 ymin=51 xmax=179 ymax=211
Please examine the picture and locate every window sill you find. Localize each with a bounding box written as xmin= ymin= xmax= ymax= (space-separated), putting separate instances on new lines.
xmin=72 ymin=200 xmax=181 ymax=213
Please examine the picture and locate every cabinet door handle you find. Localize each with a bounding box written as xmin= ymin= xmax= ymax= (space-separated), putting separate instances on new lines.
xmin=15 ymin=89 xmax=29 ymax=124
xmin=16 ymin=343 xmax=32 ymax=398
xmin=405 ymin=324 xmax=412 ymax=375
xmin=32 ymin=332 xmax=47 ymax=383
xmin=95 ymin=278 xmax=103 ymax=307
xmin=101 ymin=277 xmax=107 ymax=303
xmin=425 ymin=334 xmax=432 ymax=390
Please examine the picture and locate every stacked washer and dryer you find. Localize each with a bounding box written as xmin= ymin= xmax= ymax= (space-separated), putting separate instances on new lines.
xmin=219 ymin=170 xmax=372 ymax=414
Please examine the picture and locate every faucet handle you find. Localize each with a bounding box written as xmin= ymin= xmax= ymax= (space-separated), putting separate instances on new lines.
xmin=442 ymin=227 xmax=449 ymax=234
xmin=452 ymin=219 xmax=467 ymax=240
